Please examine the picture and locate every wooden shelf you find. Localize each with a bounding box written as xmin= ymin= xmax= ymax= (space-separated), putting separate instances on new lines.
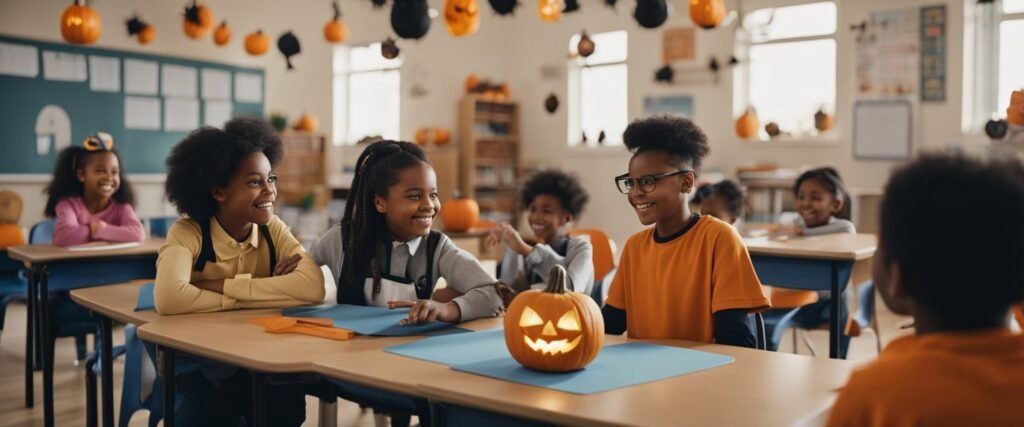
xmin=459 ymin=96 xmax=521 ymax=227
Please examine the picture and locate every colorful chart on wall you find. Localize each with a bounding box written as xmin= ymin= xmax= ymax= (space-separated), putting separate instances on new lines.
xmin=855 ymin=8 xmax=919 ymax=96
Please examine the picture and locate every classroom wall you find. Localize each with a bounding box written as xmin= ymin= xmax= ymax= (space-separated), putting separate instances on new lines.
xmin=1 ymin=0 xmax=974 ymax=247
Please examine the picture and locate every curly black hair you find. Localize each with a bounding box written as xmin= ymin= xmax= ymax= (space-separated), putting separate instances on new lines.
xmin=691 ymin=180 xmax=744 ymax=218
xmin=794 ymin=166 xmax=851 ymax=220
xmin=44 ymin=146 xmax=136 ymax=217
xmin=879 ymin=154 xmax=1024 ymax=329
xmin=164 ymin=116 xmax=283 ymax=221
xmin=520 ymin=168 xmax=589 ymax=218
xmin=622 ymin=115 xmax=710 ymax=174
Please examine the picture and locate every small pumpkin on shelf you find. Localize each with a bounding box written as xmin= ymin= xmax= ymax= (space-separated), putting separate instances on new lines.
xmin=61 ymin=0 xmax=102 ymax=45
xmin=441 ymin=193 xmax=480 ymax=232
xmin=765 ymin=122 xmax=782 ymax=138
xmin=735 ymin=107 xmax=759 ymax=139
xmin=814 ymin=108 xmax=833 ymax=132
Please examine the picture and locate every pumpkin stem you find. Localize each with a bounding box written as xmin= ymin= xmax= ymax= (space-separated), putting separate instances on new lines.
xmin=332 ymin=0 xmax=342 ymax=20
xmin=544 ymin=265 xmax=569 ymax=294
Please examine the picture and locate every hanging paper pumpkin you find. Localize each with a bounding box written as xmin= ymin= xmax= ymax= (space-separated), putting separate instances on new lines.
xmin=391 ymin=0 xmax=431 ymax=39
xmin=689 ymin=0 xmax=726 ymax=30
xmin=563 ymin=0 xmax=580 ymax=13
xmin=441 ymin=194 xmax=479 ymax=232
xmin=61 ymin=0 xmax=102 ymax=45
xmin=445 ymin=0 xmax=481 ymax=37
xmin=634 ymin=0 xmax=668 ymax=29
xmin=544 ymin=93 xmax=559 ymax=114
xmin=488 ymin=0 xmax=519 ymax=15
xmin=244 ymin=30 xmax=270 ymax=55
xmin=381 ymin=37 xmax=401 ymax=59
xmin=277 ymin=31 xmax=301 ymax=71
xmin=504 ymin=265 xmax=604 ymax=372
xmin=538 ymin=0 xmax=562 ymax=22
xmin=213 ymin=20 xmax=231 ymax=46
xmin=324 ymin=1 xmax=350 ymax=43
xmin=182 ymin=0 xmax=214 ymax=39
xmin=126 ymin=16 xmax=154 ymax=45
xmin=294 ymin=113 xmax=319 ymax=132
xmin=576 ymin=30 xmax=595 ymax=57
xmin=654 ymin=64 xmax=674 ymax=83
xmin=814 ymin=108 xmax=833 ymax=132
xmin=735 ymin=107 xmax=759 ymax=139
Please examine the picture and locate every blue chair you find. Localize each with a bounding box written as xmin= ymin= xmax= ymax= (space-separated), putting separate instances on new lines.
xmin=848 ymin=281 xmax=882 ymax=353
xmin=29 ymin=219 xmax=55 ymax=244
xmin=115 ymin=325 xmax=163 ymax=427
xmin=590 ymin=267 xmax=616 ymax=307
xmin=0 ymin=250 xmax=28 ymax=342
xmin=146 ymin=216 xmax=178 ymax=238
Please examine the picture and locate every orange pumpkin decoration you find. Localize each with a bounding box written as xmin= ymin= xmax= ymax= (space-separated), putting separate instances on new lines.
xmin=498 ymin=83 xmax=511 ymax=98
xmin=415 ymin=128 xmax=430 ymax=145
xmin=414 ymin=127 xmax=453 ymax=146
xmin=538 ymin=0 xmax=562 ymax=22
xmin=324 ymin=1 xmax=349 ymax=43
xmin=1008 ymin=90 xmax=1024 ymax=126
xmin=245 ymin=30 xmax=270 ymax=55
xmin=504 ymin=265 xmax=604 ymax=372
xmin=61 ymin=0 xmax=102 ymax=45
xmin=441 ymin=195 xmax=479 ymax=232
xmin=814 ymin=108 xmax=833 ymax=132
xmin=295 ymin=113 xmax=319 ymax=132
xmin=213 ymin=20 xmax=231 ymax=46
xmin=444 ymin=0 xmax=481 ymax=37
xmin=735 ymin=107 xmax=759 ymax=139
xmin=689 ymin=0 xmax=726 ymax=29
xmin=434 ymin=128 xmax=451 ymax=145
xmin=137 ymin=24 xmax=155 ymax=44
xmin=465 ymin=74 xmax=480 ymax=93
xmin=182 ymin=1 xmax=214 ymax=39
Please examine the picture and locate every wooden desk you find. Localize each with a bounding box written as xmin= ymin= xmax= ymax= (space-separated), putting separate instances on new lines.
xmin=8 ymin=239 xmax=162 ymax=427
xmin=71 ymin=282 xmax=161 ymax=427
xmin=418 ymin=337 xmax=854 ymax=427
xmin=745 ymin=233 xmax=877 ymax=359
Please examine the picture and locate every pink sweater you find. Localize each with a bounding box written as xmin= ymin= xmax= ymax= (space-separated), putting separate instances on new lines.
xmin=53 ymin=198 xmax=146 ymax=246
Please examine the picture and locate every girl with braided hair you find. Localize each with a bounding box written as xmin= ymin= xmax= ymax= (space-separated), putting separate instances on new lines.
xmin=311 ymin=139 xmax=505 ymax=325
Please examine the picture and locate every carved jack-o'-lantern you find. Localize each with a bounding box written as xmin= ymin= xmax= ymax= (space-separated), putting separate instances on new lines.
xmin=445 ymin=0 xmax=480 ymax=37
xmin=504 ymin=265 xmax=603 ymax=372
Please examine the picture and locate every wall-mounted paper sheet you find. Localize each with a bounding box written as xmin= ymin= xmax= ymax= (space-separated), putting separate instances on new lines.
xmin=200 ymin=68 xmax=231 ymax=100
xmin=0 ymin=41 xmax=39 ymax=78
xmin=234 ymin=72 xmax=262 ymax=103
xmin=124 ymin=59 xmax=158 ymax=95
xmin=164 ymin=97 xmax=199 ymax=131
xmin=161 ymin=64 xmax=197 ymax=98
xmin=88 ymin=55 xmax=120 ymax=92
xmin=124 ymin=96 xmax=161 ymax=130
xmin=204 ymin=100 xmax=232 ymax=128
xmin=42 ymin=50 xmax=87 ymax=82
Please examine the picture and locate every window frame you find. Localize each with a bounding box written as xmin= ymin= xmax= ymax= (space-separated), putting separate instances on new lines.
xmin=332 ymin=43 xmax=402 ymax=146
xmin=567 ymin=30 xmax=629 ymax=147
xmin=965 ymin=0 xmax=1024 ymax=133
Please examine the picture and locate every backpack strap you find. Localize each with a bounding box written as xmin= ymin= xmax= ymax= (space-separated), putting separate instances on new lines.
xmin=259 ymin=224 xmax=277 ymax=273
xmin=194 ymin=218 xmax=217 ymax=272
xmin=414 ymin=231 xmax=443 ymax=300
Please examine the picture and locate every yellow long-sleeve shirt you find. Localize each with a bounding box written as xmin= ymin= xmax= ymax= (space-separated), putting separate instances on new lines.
xmin=154 ymin=215 xmax=324 ymax=315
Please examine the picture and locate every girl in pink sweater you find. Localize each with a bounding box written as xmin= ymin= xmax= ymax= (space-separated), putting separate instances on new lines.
xmin=44 ymin=133 xmax=144 ymax=246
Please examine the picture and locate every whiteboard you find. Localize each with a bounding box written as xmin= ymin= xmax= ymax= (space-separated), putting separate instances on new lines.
xmin=853 ymin=100 xmax=912 ymax=160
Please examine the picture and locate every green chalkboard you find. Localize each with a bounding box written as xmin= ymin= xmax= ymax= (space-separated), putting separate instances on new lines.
xmin=0 ymin=35 xmax=264 ymax=174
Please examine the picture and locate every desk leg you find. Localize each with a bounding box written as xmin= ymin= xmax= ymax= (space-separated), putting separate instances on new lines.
xmin=99 ymin=316 xmax=114 ymax=427
xmin=159 ymin=345 xmax=175 ymax=427
xmin=86 ymin=357 xmax=97 ymax=427
xmin=251 ymin=372 xmax=267 ymax=427
xmin=318 ymin=398 xmax=337 ymax=427
xmin=24 ymin=266 xmax=36 ymax=408
xmin=830 ymin=262 xmax=841 ymax=359
xmin=40 ymin=265 xmax=54 ymax=427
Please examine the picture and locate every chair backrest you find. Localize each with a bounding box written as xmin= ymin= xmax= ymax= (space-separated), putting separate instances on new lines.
xmin=146 ymin=216 xmax=178 ymax=238
xmin=567 ymin=228 xmax=616 ymax=283
xmin=754 ymin=312 xmax=767 ymax=351
xmin=29 ymin=219 xmax=56 ymax=244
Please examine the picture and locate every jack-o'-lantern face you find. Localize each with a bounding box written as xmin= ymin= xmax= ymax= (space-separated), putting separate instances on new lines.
xmin=503 ymin=265 xmax=604 ymax=372
xmin=444 ymin=0 xmax=480 ymax=37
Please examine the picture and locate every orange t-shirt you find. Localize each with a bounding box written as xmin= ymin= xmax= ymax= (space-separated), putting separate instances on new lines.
xmin=605 ymin=215 xmax=770 ymax=341
xmin=828 ymin=329 xmax=1024 ymax=427
xmin=0 ymin=224 xmax=25 ymax=248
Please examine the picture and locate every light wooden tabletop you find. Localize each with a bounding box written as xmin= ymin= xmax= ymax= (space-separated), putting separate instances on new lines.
xmin=7 ymin=238 xmax=165 ymax=264
xmin=70 ymin=282 xmax=161 ymax=325
xmin=417 ymin=337 xmax=855 ymax=427
xmin=744 ymin=233 xmax=877 ymax=261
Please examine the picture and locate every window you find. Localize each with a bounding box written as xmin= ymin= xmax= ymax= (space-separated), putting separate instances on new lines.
xmin=966 ymin=0 xmax=1024 ymax=132
xmin=736 ymin=1 xmax=836 ymax=139
xmin=568 ymin=31 xmax=628 ymax=146
xmin=332 ymin=43 xmax=402 ymax=145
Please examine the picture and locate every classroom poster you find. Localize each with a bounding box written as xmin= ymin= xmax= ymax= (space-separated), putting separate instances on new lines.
xmin=643 ymin=95 xmax=694 ymax=118
xmin=856 ymin=8 xmax=919 ymax=96
xmin=920 ymin=5 xmax=947 ymax=102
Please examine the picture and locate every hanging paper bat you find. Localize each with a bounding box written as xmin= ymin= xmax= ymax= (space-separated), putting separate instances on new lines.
xmin=634 ymin=0 xmax=668 ymax=28
xmin=391 ymin=0 xmax=431 ymax=39
xmin=488 ymin=0 xmax=518 ymax=15
xmin=277 ymin=31 xmax=301 ymax=70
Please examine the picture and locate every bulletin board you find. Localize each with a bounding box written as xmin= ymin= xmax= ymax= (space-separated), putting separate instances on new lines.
xmin=0 ymin=35 xmax=265 ymax=175
xmin=853 ymin=100 xmax=912 ymax=160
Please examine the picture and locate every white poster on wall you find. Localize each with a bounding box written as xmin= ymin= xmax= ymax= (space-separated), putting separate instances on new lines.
xmin=161 ymin=64 xmax=198 ymax=98
xmin=124 ymin=96 xmax=161 ymax=130
xmin=164 ymin=97 xmax=199 ymax=131
xmin=234 ymin=72 xmax=262 ymax=103
xmin=204 ymin=100 xmax=232 ymax=128
xmin=124 ymin=59 xmax=158 ymax=95
xmin=201 ymin=68 xmax=231 ymax=100
xmin=42 ymin=50 xmax=87 ymax=82
xmin=88 ymin=56 xmax=120 ymax=92
xmin=0 ymin=41 xmax=38 ymax=77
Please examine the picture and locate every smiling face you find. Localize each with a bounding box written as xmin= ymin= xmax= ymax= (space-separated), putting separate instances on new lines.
xmin=526 ymin=193 xmax=572 ymax=244
xmin=375 ymin=161 xmax=440 ymax=242
xmin=626 ymin=151 xmax=692 ymax=226
xmin=795 ymin=178 xmax=842 ymax=228
xmin=213 ymin=152 xmax=277 ymax=226
xmin=76 ymin=151 xmax=120 ymax=206
xmin=518 ymin=304 xmax=583 ymax=355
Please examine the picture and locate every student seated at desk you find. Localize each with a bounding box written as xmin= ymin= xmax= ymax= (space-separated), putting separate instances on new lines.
xmin=691 ymin=180 xmax=745 ymax=227
xmin=156 ymin=117 xmax=324 ymax=426
xmin=603 ymin=116 xmax=770 ymax=348
xmin=44 ymin=133 xmax=145 ymax=246
xmin=828 ymin=154 xmax=1024 ymax=427
xmin=488 ymin=168 xmax=593 ymax=294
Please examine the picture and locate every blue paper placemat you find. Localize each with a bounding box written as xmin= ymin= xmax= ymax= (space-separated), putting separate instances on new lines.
xmin=282 ymin=304 xmax=461 ymax=336
xmin=385 ymin=328 xmax=508 ymax=365
xmin=135 ymin=282 xmax=155 ymax=311
xmin=452 ymin=342 xmax=734 ymax=395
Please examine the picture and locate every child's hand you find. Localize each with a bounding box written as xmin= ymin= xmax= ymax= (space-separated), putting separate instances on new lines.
xmin=491 ymin=224 xmax=532 ymax=256
xmin=89 ymin=220 xmax=106 ymax=237
xmin=272 ymin=254 xmax=302 ymax=276
xmin=387 ymin=300 xmax=461 ymax=324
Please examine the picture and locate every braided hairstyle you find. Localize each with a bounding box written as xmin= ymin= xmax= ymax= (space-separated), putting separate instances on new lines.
xmin=340 ymin=140 xmax=431 ymax=297
xmin=794 ymin=167 xmax=851 ymax=220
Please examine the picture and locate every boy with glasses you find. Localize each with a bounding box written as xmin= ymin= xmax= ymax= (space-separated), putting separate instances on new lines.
xmin=604 ymin=116 xmax=770 ymax=347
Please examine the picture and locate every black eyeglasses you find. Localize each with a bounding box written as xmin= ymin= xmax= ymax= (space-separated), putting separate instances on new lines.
xmin=614 ymin=170 xmax=692 ymax=194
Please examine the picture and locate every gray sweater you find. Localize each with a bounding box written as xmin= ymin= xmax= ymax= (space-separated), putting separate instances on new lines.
xmin=310 ymin=225 xmax=504 ymax=321
xmin=795 ymin=216 xmax=856 ymax=236
xmin=498 ymin=236 xmax=594 ymax=294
